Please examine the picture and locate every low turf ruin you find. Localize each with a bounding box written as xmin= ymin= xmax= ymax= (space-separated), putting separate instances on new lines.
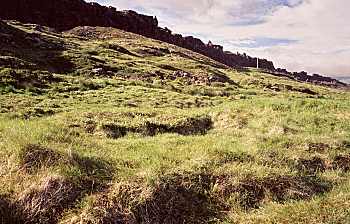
xmin=0 ymin=20 xmax=350 ymax=223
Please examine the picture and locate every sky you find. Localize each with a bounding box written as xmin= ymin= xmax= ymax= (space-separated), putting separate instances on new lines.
xmin=90 ymin=0 xmax=350 ymax=80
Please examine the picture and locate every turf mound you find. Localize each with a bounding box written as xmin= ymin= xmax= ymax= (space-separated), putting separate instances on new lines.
xmin=296 ymin=157 xmax=328 ymax=174
xmin=332 ymin=155 xmax=350 ymax=172
xmin=133 ymin=173 xmax=221 ymax=224
xmin=0 ymin=195 xmax=22 ymax=224
xmin=73 ymin=173 xmax=223 ymax=224
xmin=236 ymin=175 xmax=332 ymax=209
xmin=19 ymin=144 xmax=63 ymax=172
xmin=17 ymin=176 xmax=81 ymax=224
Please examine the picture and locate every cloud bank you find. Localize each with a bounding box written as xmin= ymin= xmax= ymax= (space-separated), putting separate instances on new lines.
xmin=91 ymin=0 xmax=350 ymax=78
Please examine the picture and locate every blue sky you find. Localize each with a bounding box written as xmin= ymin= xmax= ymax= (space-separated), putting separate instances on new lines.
xmin=90 ymin=0 xmax=350 ymax=78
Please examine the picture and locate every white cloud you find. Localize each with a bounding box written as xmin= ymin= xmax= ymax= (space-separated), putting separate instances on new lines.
xmin=90 ymin=0 xmax=350 ymax=77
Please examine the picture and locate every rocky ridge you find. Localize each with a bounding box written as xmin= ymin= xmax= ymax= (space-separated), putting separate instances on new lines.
xmin=0 ymin=0 xmax=274 ymax=70
xmin=0 ymin=0 xmax=348 ymax=88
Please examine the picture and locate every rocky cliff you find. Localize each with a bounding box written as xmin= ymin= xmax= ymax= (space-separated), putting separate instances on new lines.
xmin=0 ymin=0 xmax=274 ymax=70
xmin=0 ymin=0 xmax=347 ymax=88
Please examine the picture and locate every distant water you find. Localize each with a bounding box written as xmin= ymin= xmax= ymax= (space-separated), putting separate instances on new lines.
xmin=333 ymin=76 xmax=350 ymax=84
xmin=337 ymin=77 xmax=350 ymax=84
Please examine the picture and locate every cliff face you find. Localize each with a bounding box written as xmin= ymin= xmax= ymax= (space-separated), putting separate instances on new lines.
xmin=0 ymin=0 xmax=159 ymax=35
xmin=0 ymin=0 xmax=275 ymax=70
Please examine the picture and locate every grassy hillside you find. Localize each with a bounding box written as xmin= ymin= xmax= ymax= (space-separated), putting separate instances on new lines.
xmin=0 ymin=21 xmax=350 ymax=224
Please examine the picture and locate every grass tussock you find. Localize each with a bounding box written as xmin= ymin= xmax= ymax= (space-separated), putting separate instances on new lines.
xmin=235 ymin=175 xmax=332 ymax=209
xmin=17 ymin=176 xmax=82 ymax=224
xmin=18 ymin=143 xmax=115 ymax=188
xmin=0 ymin=195 xmax=22 ymax=224
xmin=133 ymin=173 xmax=221 ymax=224
xmin=332 ymin=155 xmax=350 ymax=172
xmin=296 ymin=157 xmax=329 ymax=174
xmin=66 ymin=172 xmax=334 ymax=223
xmin=19 ymin=144 xmax=63 ymax=172
xmin=70 ymin=172 xmax=224 ymax=224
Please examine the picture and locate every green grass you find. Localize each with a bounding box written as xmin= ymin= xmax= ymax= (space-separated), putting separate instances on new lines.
xmin=0 ymin=21 xmax=349 ymax=224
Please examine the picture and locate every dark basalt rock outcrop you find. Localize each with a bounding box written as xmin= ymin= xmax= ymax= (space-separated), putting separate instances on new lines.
xmin=0 ymin=0 xmax=274 ymax=71
xmin=270 ymin=69 xmax=347 ymax=88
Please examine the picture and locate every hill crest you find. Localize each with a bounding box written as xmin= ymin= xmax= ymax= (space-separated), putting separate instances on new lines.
xmin=0 ymin=0 xmax=348 ymax=88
